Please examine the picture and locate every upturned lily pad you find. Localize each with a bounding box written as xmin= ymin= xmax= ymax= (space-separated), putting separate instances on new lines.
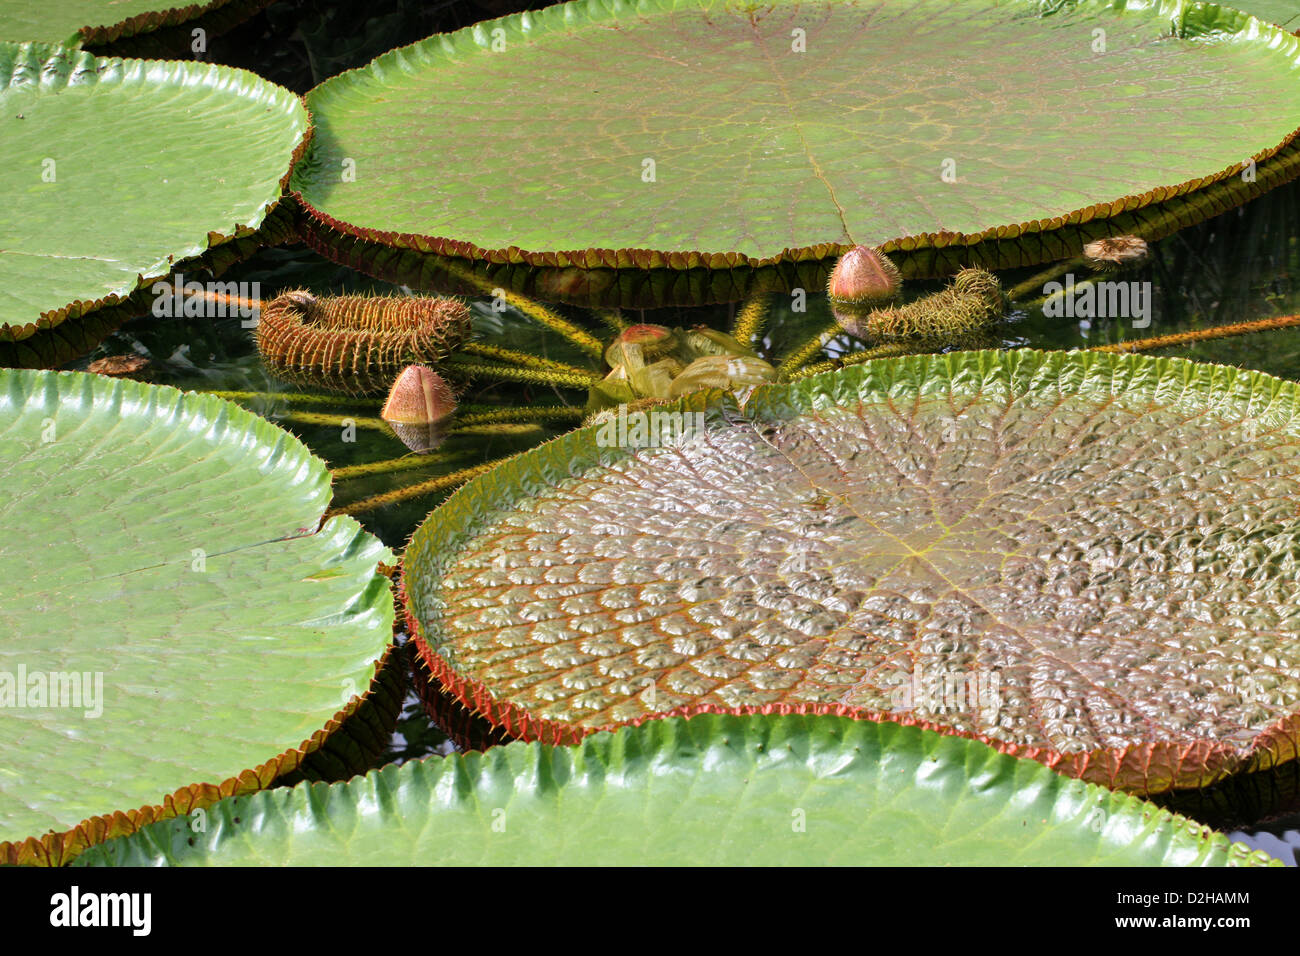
xmin=405 ymin=350 xmax=1300 ymax=798
xmin=293 ymin=0 xmax=1300 ymax=272
xmin=71 ymin=714 xmax=1278 ymax=866
xmin=0 ymin=0 xmax=267 ymax=47
xmin=0 ymin=370 xmax=396 ymax=865
xmin=0 ymin=42 xmax=309 ymax=357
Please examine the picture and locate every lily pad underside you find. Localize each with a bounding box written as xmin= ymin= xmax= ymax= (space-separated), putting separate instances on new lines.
xmin=0 ymin=371 xmax=396 ymax=866
xmin=0 ymin=42 xmax=310 ymax=349
xmin=293 ymin=0 xmax=1300 ymax=272
xmin=0 ymin=0 xmax=269 ymax=47
xmin=405 ymin=350 xmax=1300 ymax=797
xmin=73 ymin=714 xmax=1278 ymax=866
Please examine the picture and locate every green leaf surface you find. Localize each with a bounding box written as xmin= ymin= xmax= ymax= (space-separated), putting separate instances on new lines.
xmin=1230 ymin=1 xmax=1300 ymax=31
xmin=293 ymin=0 xmax=1300 ymax=269
xmin=0 ymin=370 xmax=394 ymax=863
xmin=0 ymin=42 xmax=309 ymax=340
xmin=0 ymin=0 xmax=255 ymax=46
xmin=405 ymin=350 xmax=1300 ymax=797
xmin=74 ymin=714 xmax=1279 ymax=865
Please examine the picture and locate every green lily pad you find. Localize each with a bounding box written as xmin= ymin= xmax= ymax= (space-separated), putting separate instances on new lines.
xmin=0 ymin=370 xmax=395 ymax=865
xmin=404 ymin=349 xmax=1300 ymax=799
xmin=1231 ymin=1 xmax=1300 ymax=31
xmin=293 ymin=0 xmax=1300 ymax=271
xmin=0 ymin=0 xmax=265 ymax=47
xmin=73 ymin=714 xmax=1279 ymax=865
xmin=0 ymin=42 xmax=309 ymax=353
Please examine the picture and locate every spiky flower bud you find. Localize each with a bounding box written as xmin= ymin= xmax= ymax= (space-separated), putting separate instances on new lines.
xmin=827 ymin=246 xmax=902 ymax=308
xmin=381 ymin=365 xmax=457 ymax=452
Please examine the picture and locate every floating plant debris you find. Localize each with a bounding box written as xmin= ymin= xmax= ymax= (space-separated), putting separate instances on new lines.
xmin=1082 ymin=235 xmax=1151 ymax=272
xmin=87 ymin=354 xmax=149 ymax=377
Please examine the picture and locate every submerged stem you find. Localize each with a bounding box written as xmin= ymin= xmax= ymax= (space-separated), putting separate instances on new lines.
xmin=274 ymin=411 xmax=390 ymax=431
xmin=791 ymin=343 xmax=916 ymax=380
xmin=595 ymin=308 xmax=629 ymax=334
xmin=459 ymin=341 xmax=596 ymax=378
xmin=205 ymin=389 xmax=380 ymax=408
xmin=451 ymin=405 xmax=584 ymax=428
xmin=731 ymin=289 xmax=771 ymax=349
xmin=439 ymin=260 xmax=605 ymax=358
xmin=442 ymin=356 xmax=602 ymax=389
xmin=1089 ymin=312 xmax=1300 ymax=354
xmin=776 ymin=320 xmax=844 ymax=380
xmin=326 ymin=459 xmax=506 ymax=517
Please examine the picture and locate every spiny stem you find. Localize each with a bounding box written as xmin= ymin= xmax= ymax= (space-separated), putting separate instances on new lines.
xmin=442 ymin=356 xmax=602 ymax=388
xmin=152 ymin=281 xmax=263 ymax=314
xmin=450 ymin=406 xmax=584 ymax=428
xmin=791 ymin=343 xmax=916 ymax=380
xmin=595 ymin=308 xmax=629 ymax=334
xmin=1089 ymin=312 xmax=1300 ymax=354
xmin=326 ymin=460 xmax=507 ymax=518
xmin=439 ymin=260 xmax=605 ymax=358
xmin=1005 ymin=257 xmax=1086 ymax=304
xmin=205 ymin=389 xmax=381 ymax=408
xmin=459 ymin=341 xmax=596 ymax=378
xmin=731 ymin=289 xmax=771 ymax=349
xmin=273 ymin=411 xmax=390 ymax=431
xmin=776 ymin=320 xmax=844 ymax=380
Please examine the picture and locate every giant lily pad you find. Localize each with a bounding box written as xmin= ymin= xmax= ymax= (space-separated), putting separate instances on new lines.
xmin=405 ymin=350 xmax=1300 ymax=798
xmin=293 ymin=0 xmax=1300 ymax=272
xmin=0 ymin=370 xmax=396 ymax=865
xmin=72 ymin=714 xmax=1278 ymax=865
xmin=0 ymin=42 xmax=309 ymax=358
xmin=0 ymin=0 xmax=268 ymax=47
xmin=1232 ymin=1 xmax=1300 ymax=32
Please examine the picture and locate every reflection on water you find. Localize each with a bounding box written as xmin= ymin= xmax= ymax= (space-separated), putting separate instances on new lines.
xmin=68 ymin=0 xmax=1300 ymax=864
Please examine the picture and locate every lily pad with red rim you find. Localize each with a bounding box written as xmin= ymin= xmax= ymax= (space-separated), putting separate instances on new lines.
xmin=292 ymin=0 xmax=1300 ymax=274
xmin=0 ymin=369 xmax=397 ymax=865
xmin=72 ymin=713 xmax=1281 ymax=865
xmin=0 ymin=41 xmax=310 ymax=365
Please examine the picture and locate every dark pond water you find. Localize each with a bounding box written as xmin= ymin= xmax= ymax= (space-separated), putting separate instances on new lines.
xmin=73 ymin=0 xmax=1300 ymax=864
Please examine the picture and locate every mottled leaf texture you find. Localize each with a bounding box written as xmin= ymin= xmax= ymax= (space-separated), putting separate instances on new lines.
xmin=406 ymin=350 xmax=1300 ymax=795
xmin=75 ymin=715 xmax=1279 ymax=865
xmin=292 ymin=0 xmax=1300 ymax=269
xmin=0 ymin=370 xmax=394 ymax=865
xmin=0 ymin=42 xmax=309 ymax=342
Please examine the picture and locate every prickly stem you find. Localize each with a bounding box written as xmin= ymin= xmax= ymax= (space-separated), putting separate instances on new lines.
xmin=731 ymin=289 xmax=771 ymax=349
xmin=441 ymin=356 xmax=602 ymax=388
xmin=438 ymin=260 xmax=605 ymax=358
xmin=776 ymin=321 xmax=844 ymax=380
xmin=326 ymin=460 xmax=506 ymax=518
xmin=1089 ymin=312 xmax=1300 ymax=353
xmin=459 ymin=341 xmax=597 ymax=378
